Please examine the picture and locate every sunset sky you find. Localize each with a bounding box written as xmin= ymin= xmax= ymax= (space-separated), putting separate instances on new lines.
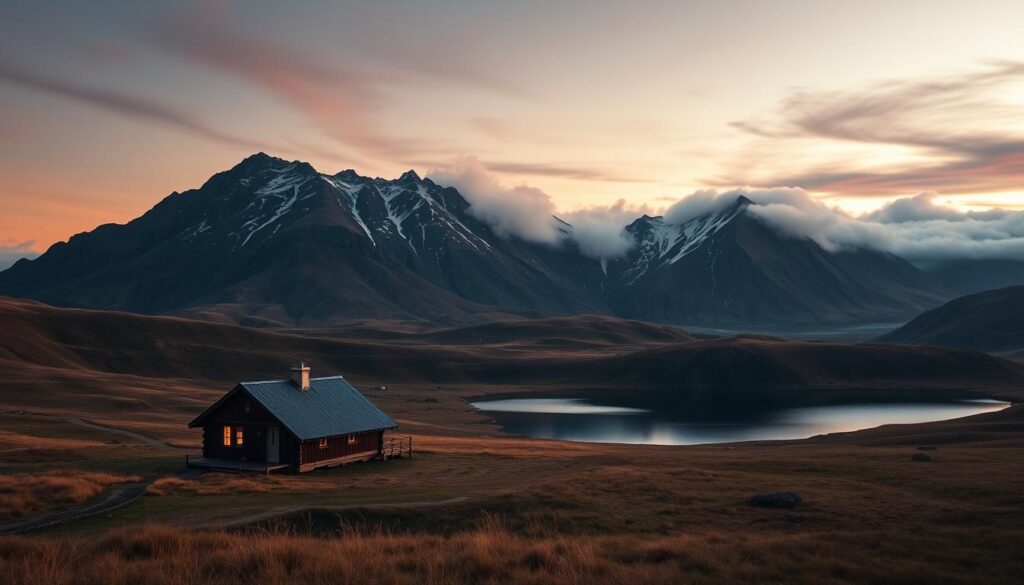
xmin=1 ymin=0 xmax=1023 ymax=259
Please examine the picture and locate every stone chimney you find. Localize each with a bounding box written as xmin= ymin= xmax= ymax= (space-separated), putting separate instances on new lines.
xmin=290 ymin=362 xmax=311 ymax=390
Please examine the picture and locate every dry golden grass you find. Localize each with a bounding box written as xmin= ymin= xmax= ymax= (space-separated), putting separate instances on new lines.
xmin=0 ymin=471 xmax=141 ymax=521
xmin=0 ymin=431 xmax=106 ymax=451
xmin=2 ymin=518 xmax=1021 ymax=585
xmin=0 ymin=430 xmax=111 ymax=464
xmin=145 ymin=473 xmax=345 ymax=497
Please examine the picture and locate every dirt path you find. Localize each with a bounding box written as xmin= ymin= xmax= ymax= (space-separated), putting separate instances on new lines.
xmin=0 ymin=414 xmax=185 ymax=535
xmin=0 ymin=481 xmax=150 ymax=535
xmin=195 ymin=496 xmax=472 ymax=529
xmin=60 ymin=416 xmax=175 ymax=450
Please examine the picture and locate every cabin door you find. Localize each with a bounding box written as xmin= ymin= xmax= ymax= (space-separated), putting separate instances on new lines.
xmin=267 ymin=426 xmax=280 ymax=463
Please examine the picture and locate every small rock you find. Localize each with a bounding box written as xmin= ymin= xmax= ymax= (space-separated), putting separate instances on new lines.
xmin=750 ymin=491 xmax=802 ymax=509
xmin=911 ymin=453 xmax=932 ymax=462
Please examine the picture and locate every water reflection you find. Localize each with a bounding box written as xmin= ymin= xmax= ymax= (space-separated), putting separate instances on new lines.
xmin=471 ymin=397 xmax=1007 ymax=445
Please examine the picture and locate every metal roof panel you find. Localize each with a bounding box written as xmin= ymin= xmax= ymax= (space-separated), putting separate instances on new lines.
xmin=239 ymin=376 xmax=396 ymax=440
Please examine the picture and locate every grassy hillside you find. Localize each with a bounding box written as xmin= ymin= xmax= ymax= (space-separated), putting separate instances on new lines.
xmin=3 ymin=296 xmax=1024 ymax=584
xmin=879 ymin=286 xmax=1024 ymax=355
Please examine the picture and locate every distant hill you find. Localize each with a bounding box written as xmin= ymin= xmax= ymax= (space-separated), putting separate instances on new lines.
xmin=878 ymin=286 xmax=1024 ymax=355
xmin=609 ymin=336 xmax=1024 ymax=398
xmin=416 ymin=314 xmax=698 ymax=347
xmin=0 ymin=153 xmax=951 ymax=326
xmin=3 ymin=297 xmax=1022 ymax=416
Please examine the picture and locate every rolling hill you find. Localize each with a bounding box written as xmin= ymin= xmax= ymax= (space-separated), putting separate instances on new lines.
xmin=879 ymin=286 xmax=1024 ymax=355
xmin=3 ymin=297 xmax=1022 ymax=424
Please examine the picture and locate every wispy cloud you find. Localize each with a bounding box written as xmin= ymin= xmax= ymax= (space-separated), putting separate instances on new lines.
xmin=722 ymin=61 xmax=1024 ymax=197
xmin=0 ymin=61 xmax=267 ymax=150
xmin=151 ymin=17 xmax=398 ymax=160
xmin=485 ymin=161 xmax=649 ymax=183
xmin=148 ymin=6 xmax=508 ymax=165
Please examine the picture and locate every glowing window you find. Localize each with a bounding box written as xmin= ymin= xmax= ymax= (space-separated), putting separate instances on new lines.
xmin=235 ymin=427 xmax=244 ymax=446
xmin=319 ymin=437 xmax=328 ymax=449
xmin=347 ymin=434 xmax=356 ymax=445
xmin=222 ymin=425 xmax=231 ymax=446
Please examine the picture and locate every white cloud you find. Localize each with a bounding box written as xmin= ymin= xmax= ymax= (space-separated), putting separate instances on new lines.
xmin=428 ymin=157 xmax=1024 ymax=267
xmin=866 ymin=191 xmax=1011 ymax=224
xmin=865 ymin=192 xmax=963 ymax=223
xmin=562 ymin=199 xmax=659 ymax=260
xmin=662 ymin=187 xmax=1024 ymax=264
xmin=429 ymin=158 xmax=656 ymax=260
xmin=428 ymin=156 xmax=560 ymax=244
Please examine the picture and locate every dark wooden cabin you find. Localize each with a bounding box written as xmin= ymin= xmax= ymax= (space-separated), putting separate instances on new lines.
xmin=188 ymin=364 xmax=407 ymax=473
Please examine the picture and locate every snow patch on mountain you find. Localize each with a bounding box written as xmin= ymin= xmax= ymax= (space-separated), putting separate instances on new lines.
xmin=667 ymin=203 xmax=745 ymax=264
xmin=240 ymin=183 xmax=300 ymax=247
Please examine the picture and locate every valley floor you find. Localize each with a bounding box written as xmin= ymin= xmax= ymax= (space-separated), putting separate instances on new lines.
xmin=2 ymin=300 xmax=1023 ymax=583
xmin=2 ymin=387 xmax=1024 ymax=584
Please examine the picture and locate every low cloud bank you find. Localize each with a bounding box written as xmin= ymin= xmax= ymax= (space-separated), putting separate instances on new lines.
xmin=428 ymin=156 xmax=561 ymax=245
xmin=428 ymin=157 xmax=647 ymax=260
xmin=429 ymin=157 xmax=1024 ymax=266
xmin=562 ymin=199 xmax=658 ymax=260
xmin=665 ymin=188 xmax=1024 ymax=265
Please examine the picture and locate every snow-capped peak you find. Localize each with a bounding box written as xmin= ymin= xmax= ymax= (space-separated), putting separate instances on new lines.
xmin=620 ymin=196 xmax=749 ymax=282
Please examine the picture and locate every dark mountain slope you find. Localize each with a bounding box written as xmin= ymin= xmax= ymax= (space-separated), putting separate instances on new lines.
xmin=0 ymin=154 xmax=603 ymax=326
xmin=603 ymin=198 xmax=949 ymax=325
xmin=0 ymin=154 xmax=953 ymax=326
xmin=878 ymin=286 xmax=1024 ymax=354
xmin=926 ymin=259 xmax=1024 ymax=295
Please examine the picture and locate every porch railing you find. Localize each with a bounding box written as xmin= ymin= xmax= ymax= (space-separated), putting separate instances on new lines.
xmin=381 ymin=434 xmax=412 ymax=460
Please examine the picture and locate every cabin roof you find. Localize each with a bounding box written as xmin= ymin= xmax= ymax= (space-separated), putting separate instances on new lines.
xmin=190 ymin=375 xmax=396 ymax=440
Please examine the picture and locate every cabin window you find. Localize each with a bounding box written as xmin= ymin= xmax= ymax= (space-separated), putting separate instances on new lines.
xmin=235 ymin=427 xmax=244 ymax=446
xmin=319 ymin=438 xmax=328 ymax=449
xmin=244 ymin=400 xmax=251 ymax=414
xmin=222 ymin=425 xmax=231 ymax=446
xmin=347 ymin=434 xmax=357 ymax=445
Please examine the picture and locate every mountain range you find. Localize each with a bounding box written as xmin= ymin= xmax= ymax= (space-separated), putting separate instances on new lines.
xmin=0 ymin=153 xmax=954 ymax=327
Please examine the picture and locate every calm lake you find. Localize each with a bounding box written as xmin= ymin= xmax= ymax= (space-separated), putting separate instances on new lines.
xmin=470 ymin=397 xmax=1008 ymax=445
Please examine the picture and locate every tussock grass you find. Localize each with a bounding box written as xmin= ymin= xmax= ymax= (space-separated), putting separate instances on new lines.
xmin=0 ymin=471 xmax=141 ymax=521
xmin=0 ymin=430 xmax=110 ymax=463
xmin=145 ymin=471 xmax=405 ymax=497
xmin=3 ymin=521 xmax=1020 ymax=585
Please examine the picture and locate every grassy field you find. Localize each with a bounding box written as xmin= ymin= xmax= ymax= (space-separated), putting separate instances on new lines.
xmin=2 ymin=300 xmax=1024 ymax=583
xmin=2 ymin=401 xmax=1024 ymax=583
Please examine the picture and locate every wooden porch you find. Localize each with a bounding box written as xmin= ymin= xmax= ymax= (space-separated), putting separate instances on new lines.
xmin=185 ymin=454 xmax=290 ymax=474
xmin=381 ymin=434 xmax=413 ymax=460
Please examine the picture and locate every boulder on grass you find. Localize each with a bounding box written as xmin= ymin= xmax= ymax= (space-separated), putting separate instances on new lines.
xmin=750 ymin=491 xmax=802 ymax=509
